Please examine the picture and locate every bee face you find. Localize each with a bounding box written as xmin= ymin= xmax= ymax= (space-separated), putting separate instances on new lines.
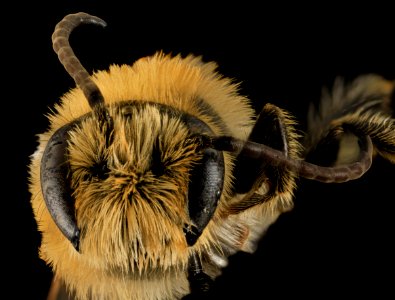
xmin=65 ymin=102 xmax=222 ymax=273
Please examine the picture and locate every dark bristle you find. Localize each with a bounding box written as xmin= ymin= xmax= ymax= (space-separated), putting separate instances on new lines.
xmin=89 ymin=160 xmax=110 ymax=180
xmin=150 ymin=141 xmax=166 ymax=177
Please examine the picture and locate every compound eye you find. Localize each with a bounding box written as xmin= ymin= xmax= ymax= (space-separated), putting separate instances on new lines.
xmin=186 ymin=149 xmax=224 ymax=246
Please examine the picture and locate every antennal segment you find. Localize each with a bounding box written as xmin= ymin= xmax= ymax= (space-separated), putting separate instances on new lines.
xmin=52 ymin=12 xmax=107 ymax=109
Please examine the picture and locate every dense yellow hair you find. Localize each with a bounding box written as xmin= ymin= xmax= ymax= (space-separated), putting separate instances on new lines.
xmin=29 ymin=53 xmax=267 ymax=299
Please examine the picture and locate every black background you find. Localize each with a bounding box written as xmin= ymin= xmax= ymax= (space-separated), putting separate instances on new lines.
xmin=5 ymin=2 xmax=395 ymax=299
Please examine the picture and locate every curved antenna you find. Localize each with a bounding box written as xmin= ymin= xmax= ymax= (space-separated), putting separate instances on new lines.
xmin=52 ymin=12 xmax=107 ymax=109
xmin=205 ymin=134 xmax=373 ymax=183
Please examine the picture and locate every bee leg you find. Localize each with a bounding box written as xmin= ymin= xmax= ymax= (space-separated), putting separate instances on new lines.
xmin=305 ymin=76 xmax=395 ymax=164
xmin=183 ymin=253 xmax=213 ymax=299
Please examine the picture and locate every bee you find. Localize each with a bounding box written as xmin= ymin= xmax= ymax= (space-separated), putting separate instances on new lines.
xmin=29 ymin=12 xmax=395 ymax=300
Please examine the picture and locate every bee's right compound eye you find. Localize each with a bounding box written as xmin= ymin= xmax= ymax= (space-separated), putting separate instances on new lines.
xmin=186 ymin=148 xmax=224 ymax=246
